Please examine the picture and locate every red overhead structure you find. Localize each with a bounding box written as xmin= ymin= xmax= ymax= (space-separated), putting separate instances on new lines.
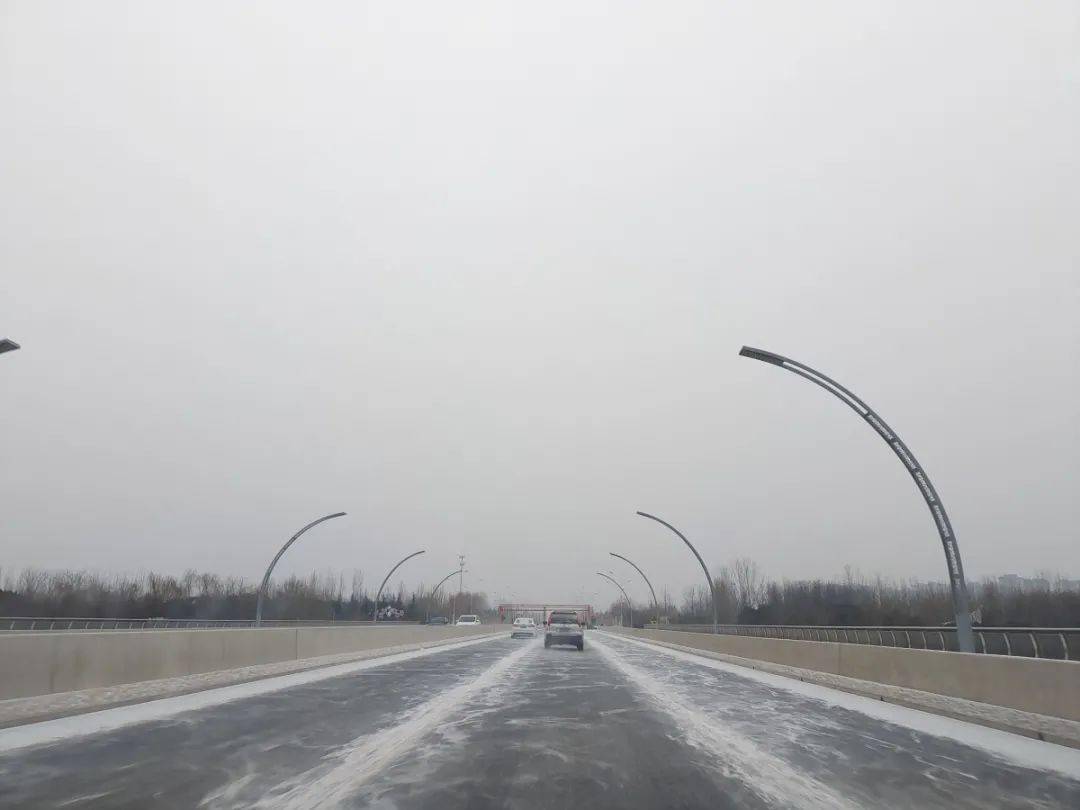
xmin=497 ymin=603 xmax=594 ymax=625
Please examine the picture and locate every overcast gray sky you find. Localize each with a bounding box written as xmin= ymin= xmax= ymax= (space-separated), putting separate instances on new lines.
xmin=2 ymin=2 xmax=1078 ymax=606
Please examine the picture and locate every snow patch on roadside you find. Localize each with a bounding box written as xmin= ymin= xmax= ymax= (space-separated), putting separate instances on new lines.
xmin=591 ymin=634 xmax=860 ymax=810
xmin=603 ymin=632 xmax=1080 ymax=779
xmin=0 ymin=634 xmax=501 ymax=754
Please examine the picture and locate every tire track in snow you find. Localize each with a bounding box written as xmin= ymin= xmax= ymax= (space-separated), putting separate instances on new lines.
xmin=0 ymin=634 xmax=503 ymax=755
xmin=603 ymin=631 xmax=1080 ymax=780
xmin=590 ymin=633 xmax=860 ymax=810
xmin=251 ymin=639 xmax=539 ymax=809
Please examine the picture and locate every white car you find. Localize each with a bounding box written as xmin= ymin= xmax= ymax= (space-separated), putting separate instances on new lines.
xmin=511 ymin=617 xmax=536 ymax=638
xmin=455 ymin=614 xmax=481 ymax=626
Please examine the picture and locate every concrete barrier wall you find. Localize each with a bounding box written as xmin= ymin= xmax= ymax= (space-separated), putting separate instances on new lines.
xmin=613 ymin=628 xmax=1080 ymax=721
xmin=0 ymin=625 xmax=494 ymax=700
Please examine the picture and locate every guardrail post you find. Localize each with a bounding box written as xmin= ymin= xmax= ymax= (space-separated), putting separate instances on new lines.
xmin=1003 ymin=632 xmax=1012 ymax=656
xmin=1060 ymin=632 xmax=1069 ymax=661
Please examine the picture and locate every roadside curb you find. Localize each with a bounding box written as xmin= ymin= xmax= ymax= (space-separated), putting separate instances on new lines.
xmin=603 ymin=631 xmax=1080 ymax=750
xmin=0 ymin=631 xmax=503 ymax=730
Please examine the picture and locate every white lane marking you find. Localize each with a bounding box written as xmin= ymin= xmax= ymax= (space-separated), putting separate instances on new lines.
xmin=600 ymin=632 xmax=1080 ymax=779
xmin=590 ymin=634 xmax=861 ymax=810
xmin=56 ymin=791 xmax=114 ymax=806
xmin=0 ymin=634 xmax=502 ymax=754
xmin=254 ymin=638 xmax=539 ymax=809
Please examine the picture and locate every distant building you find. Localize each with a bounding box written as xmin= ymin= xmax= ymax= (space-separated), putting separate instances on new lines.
xmin=996 ymin=574 xmax=1078 ymax=590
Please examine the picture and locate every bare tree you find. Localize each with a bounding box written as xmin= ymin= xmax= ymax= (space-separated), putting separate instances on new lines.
xmin=732 ymin=557 xmax=764 ymax=613
xmin=350 ymin=569 xmax=365 ymax=602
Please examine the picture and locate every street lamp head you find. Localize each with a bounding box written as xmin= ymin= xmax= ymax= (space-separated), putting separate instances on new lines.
xmin=0 ymin=339 xmax=20 ymax=355
xmin=738 ymin=346 xmax=785 ymax=365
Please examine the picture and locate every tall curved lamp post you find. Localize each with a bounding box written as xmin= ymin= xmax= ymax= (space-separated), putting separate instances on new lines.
xmin=637 ymin=511 xmax=718 ymax=633
xmin=739 ymin=346 xmax=976 ymax=653
xmin=426 ymin=568 xmax=467 ymax=623
xmin=610 ymin=552 xmax=660 ymax=627
xmin=596 ymin=571 xmax=633 ymax=628
xmin=255 ymin=512 xmax=346 ymax=626
xmin=373 ymin=550 xmax=426 ymax=622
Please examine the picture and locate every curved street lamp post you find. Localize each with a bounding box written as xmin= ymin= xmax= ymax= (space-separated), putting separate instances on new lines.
xmin=426 ymin=568 xmax=467 ymax=623
xmin=255 ymin=512 xmax=347 ymax=627
xmin=0 ymin=339 xmax=20 ymax=355
xmin=596 ymin=571 xmax=633 ymax=628
xmin=739 ymin=346 xmax=976 ymax=653
xmin=373 ymin=550 xmax=426 ymax=622
xmin=637 ymin=511 xmax=718 ymax=634
xmin=610 ymin=552 xmax=660 ymax=627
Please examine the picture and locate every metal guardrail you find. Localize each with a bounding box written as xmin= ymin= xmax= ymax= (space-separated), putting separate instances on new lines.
xmin=661 ymin=624 xmax=1079 ymax=661
xmin=0 ymin=617 xmax=419 ymax=632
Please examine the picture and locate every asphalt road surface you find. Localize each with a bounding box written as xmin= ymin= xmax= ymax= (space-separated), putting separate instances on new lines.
xmin=1 ymin=631 xmax=1079 ymax=809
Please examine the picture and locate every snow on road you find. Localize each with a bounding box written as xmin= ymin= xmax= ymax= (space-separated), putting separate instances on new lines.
xmin=251 ymin=638 xmax=539 ymax=809
xmin=594 ymin=631 xmax=1080 ymax=808
xmin=590 ymin=632 xmax=860 ymax=809
xmin=0 ymin=634 xmax=502 ymax=754
xmin=3 ymin=629 xmax=1078 ymax=809
xmin=599 ymin=631 xmax=1080 ymax=779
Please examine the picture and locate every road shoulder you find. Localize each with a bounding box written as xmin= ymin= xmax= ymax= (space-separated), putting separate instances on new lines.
xmin=602 ymin=631 xmax=1080 ymax=750
xmin=0 ymin=632 xmax=502 ymax=730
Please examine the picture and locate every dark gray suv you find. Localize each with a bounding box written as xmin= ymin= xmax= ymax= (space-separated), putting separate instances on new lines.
xmin=544 ymin=611 xmax=584 ymax=650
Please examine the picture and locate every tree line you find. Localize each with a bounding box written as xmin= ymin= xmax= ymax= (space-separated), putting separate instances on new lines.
xmin=2 ymin=562 xmax=1077 ymax=626
xmin=0 ymin=567 xmax=489 ymax=622
xmin=613 ymin=559 xmax=1080 ymax=628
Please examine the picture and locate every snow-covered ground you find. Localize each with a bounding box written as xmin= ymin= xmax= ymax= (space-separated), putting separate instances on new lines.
xmin=1 ymin=630 xmax=1077 ymax=808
